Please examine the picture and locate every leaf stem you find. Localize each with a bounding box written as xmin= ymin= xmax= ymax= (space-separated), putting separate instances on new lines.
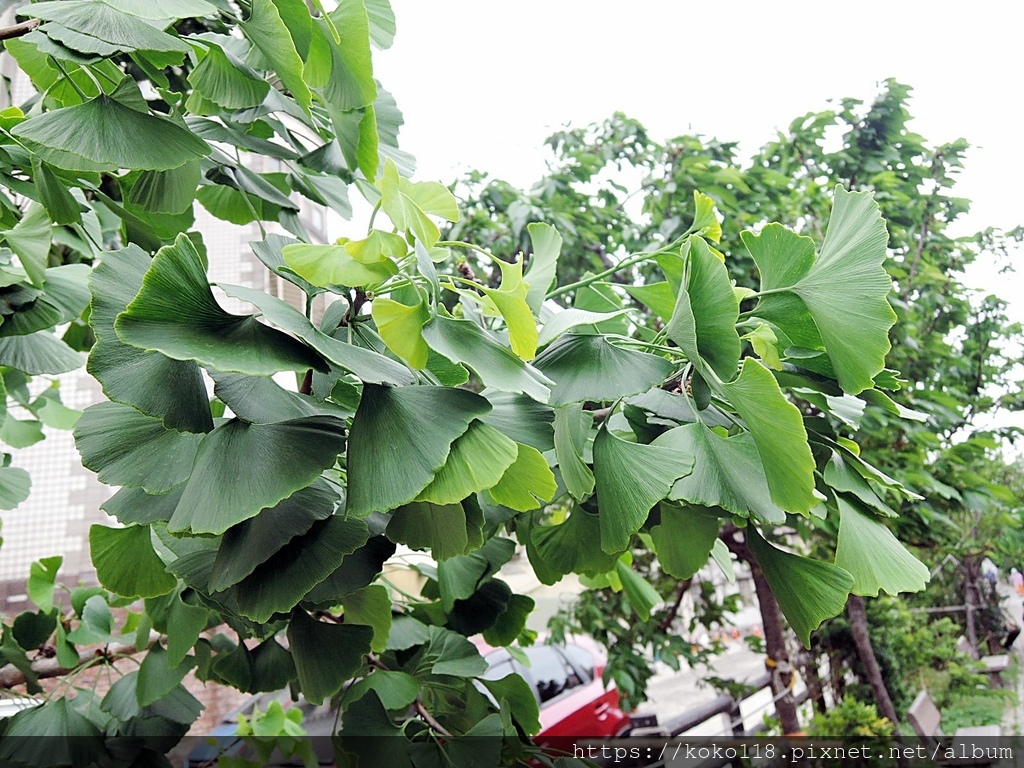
xmin=435 ymin=240 xmax=505 ymax=267
xmin=48 ymin=57 xmax=88 ymax=101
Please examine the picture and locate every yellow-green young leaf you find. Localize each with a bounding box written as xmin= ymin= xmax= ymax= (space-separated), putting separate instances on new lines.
xmin=688 ymin=190 xmax=722 ymax=243
xmin=748 ymin=527 xmax=854 ymax=648
xmin=741 ymin=323 xmax=782 ymax=370
xmin=372 ymin=297 xmax=429 ymax=368
xmin=341 ymin=584 xmax=392 ymax=653
xmin=240 ymin=0 xmax=312 ymax=109
xmin=488 ymin=443 xmax=557 ymax=512
xmin=524 ymin=222 xmax=561 ymax=315
xmin=379 ymin=158 xmax=459 ymax=248
xmin=481 ymin=258 xmax=538 ymax=360
xmin=835 ymin=497 xmax=929 ymax=597
xmin=344 ymin=230 xmax=408 ymax=263
xmin=90 ymin=525 xmax=176 ymax=599
xmin=283 ymin=242 xmax=397 ymax=288
xmin=416 ymin=421 xmax=518 ymax=505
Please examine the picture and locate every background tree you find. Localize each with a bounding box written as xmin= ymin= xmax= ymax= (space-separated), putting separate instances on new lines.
xmin=449 ymin=82 xmax=1024 ymax=726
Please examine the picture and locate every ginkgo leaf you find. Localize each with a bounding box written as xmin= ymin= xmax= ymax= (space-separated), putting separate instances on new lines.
xmin=748 ymin=527 xmax=854 ymax=648
xmin=90 ymin=524 xmax=176 ymax=599
xmin=664 ymin=236 xmax=740 ymax=382
xmin=421 ymin=314 xmax=552 ymax=401
xmin=823 ymin=451 xmax=896 ymax=517
xmin=241 ymin=0 xmax=312 ymax=109
xmin=127 ymin=161 xmax=201 ymax=215
xmin=416 ymin=421 xmax=518 ymax=505
xmin=5 ymin=202 xmax=51 ymax=287
xmin=74 ymin=402 xmax=202 ymax=494
xmin=288 ymin=610 xmax=373 ymax=704
xmin=386 ymin=500 xmax=479 ymax=561
xmin=744 ymin=188 xmax=896 ymax=394
xmin=116 ymin=235 xmax=325 ymax=376
xmin=650 ymin=504 xmax=720 ymax=579
xmin=371 ymin=297 xmax=430 ymax=368
xmin=524 ymin=223 xmax=561 ymax=315
xmin=208 ymin=481 xmax=338 ymax=592
xmin=347 ymin=384 xmax=490 ymax=516
xmin=341 ymin=585 xmax=392 ymax=653
xmin=0 ymin=332 xmax=83 ymax=374
xmin=592 ymin=426 xmax=694 ymax=553
xmin=533 ymin=334 xmax=673 ymax=407
xmin=27 ymin=2 xmax=193 ymax=56
xmin=480 ymin=391 xmax=554 ymax=451
xmin=13 ymin=95 xmax=209 ymax=172
xmin=188 ymin=44 xmax=269 ymax=110
xmin=167 ymin=416 xmax=346 ymax=535
xmin=345 ymin=230 xmax=408 ymax=263
xmin=653 ymin=422 xmax=786 ymax=524
xmin=481 ymin=258 xmax=538 ymax=360
xmin=615 ymin=560 xmax=661 ymax=621
xmin=720 ymin=358 xmax=819 ymax=513
xmin=527 ymin=508 xmax=621 ymax=585
xmin=552 ymin=404 xmax=594 ymax=500
xmin=88 ymin=244 xmax=212 ymax=433
xmin=379 ymin=158 xmax=459 ymax=248
xmin=283 ymin=242 xmax=398 ymax=288
xmin=317 ymin=1 xmax=376 ymax=111
xmin=487 ymin=443 xmax=557 ymax=511
xmin=835 ymin=497 xmax=928 ymax=597
xmin=538 ymin=308 xmax=629 ymax=349
xmin=688 ymin=191 xmax=722 ymax=242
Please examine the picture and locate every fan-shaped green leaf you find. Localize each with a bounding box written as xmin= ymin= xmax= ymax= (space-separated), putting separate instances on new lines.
xmin=341 ymin=585 xmax=392 ymax=653
xmin=386 ymin=500 xmax=478 ymax=561
xmin=537 ymin=308 xmax=629 ymax=349
xmin=219 ymin=283 xmax=415 ymax=385
xmin=720 ymin=358 xmax=818 ymax=513
xmin=416 ymin=421 xmax=517 ymax=505
xmin=653 ymin=422 xmax=786 ymax=524
xmin=527 ymin=508 xmax=621 ymax=585
xmin=835 ymin=497 xmax=928 ymax=597
xmin=347 ymin=384 xmax=489 ymax=516
xmin=288 ymin=609 xmax=373 ymax=704
xmin=208 ymin=480 xmax=338 ymax=592
xmin=127 ymin=161 xmax=201 ymax=215
xmin=303 ymin=534 xmax=396 ymax=606
xmin=748 ymin=527 xmax=854 ymax=648
xmin=229 ymin=515 xmax=369 ymax=622
xmin=212 ymin=372 xmax=343 ymax=424
xmin=650 ymin=504 xmax=721 ymax=580
xmin=102 ymin=486 xmax=184 ymax=526
xmin=744 ymin=188 xmax=895 ymax=394
xmin=137 ymin=644 xmax=195 ymax=708
xmin=5 ymin=202 xmax=51 ymax=287
xmin=0 ymin=466 xmax=30 ymax=510
xmin=116 ymin=235 xmax=324 ymax=376
xmin=33 ymin=158 xmax=82 ymax=226
xmin=552 ymin=403 xmax=594 ymax=500
xmin=167 ymin=416 xmax=346 ymax=535
xmin=593 ymin=426 xmax=694 ymax=553
xmin=480 ymin=391 xmax=554 ymax=451
xmin=90 ymin=524 xmax=176 ymax=599
xmin=101 ymin=0 xmax=219 ymax=19
xmin=318 ymin=0 xmax=376 ymax=111
xmin=534 ymin=334 xmax=673 ymax=406
xmin=241 ymin=0 xmax=312 ymax=109
xmin=74 ymin=402 xmax=202 ymax=494
xmin=28 ymin=2 xmax=192 ymax=55
xmin=0 ymin=331 xmax=83 ymax=374
xmin=345 ymin=670 xmax=419 ymax=711
xmin=13 ymin=95 xmax=208 ymax=172
xmin=615 ymin=560 xmax=661 ymax=621
xmin=188 ymin=44 xmax=269 ymax=109
xmin=0 ymin=699 xmax=104 ymax=767
xmin=665 ymin=236 xmax=740 ymax=381
xmin=89 ymin=245 xmax=212 ymax=433
xmin=488 ymin=443 xmax=556 ymax=511
xmin=422 ymin=314 xmax=552 ymax=401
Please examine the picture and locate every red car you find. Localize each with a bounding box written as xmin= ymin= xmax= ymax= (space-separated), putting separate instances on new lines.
xmin=477 ymin=637 xmax=633 ymax=739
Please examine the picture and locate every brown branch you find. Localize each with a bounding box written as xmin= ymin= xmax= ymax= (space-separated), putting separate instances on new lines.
xmin=1 ymin=635 xmax=157 ymax=690
xmin=659 ymin=578 xmax=693 ymax=633
xmin=415 ymin=697 xmax=453 ymax=737
xmin=0 ymin=19 xmax=39 ymax=42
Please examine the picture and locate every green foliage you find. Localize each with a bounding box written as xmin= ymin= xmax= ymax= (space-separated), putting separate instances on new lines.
xmin=807 ymin=697 xmax=895 ymax=740
xmin=0 ymin=3 xmax=970 ymax=764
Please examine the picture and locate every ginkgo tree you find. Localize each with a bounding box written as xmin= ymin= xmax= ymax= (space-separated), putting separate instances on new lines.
xmin=0 ymin=1 xmax=929 ymax=765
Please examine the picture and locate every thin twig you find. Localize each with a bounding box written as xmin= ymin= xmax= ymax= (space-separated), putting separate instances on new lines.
xmin=0 ymin=19 xmax=39 ymax=41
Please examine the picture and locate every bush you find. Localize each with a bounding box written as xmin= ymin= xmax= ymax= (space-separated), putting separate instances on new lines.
xmin=807 ymin=697 xmax=896 ymax=740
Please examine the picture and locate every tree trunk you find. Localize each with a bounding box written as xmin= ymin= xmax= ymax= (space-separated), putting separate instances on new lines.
xmin=796 ymin=647 xmax=828 ymax=715
xmin=722 ymin=527 xmax=801 ymax=735
xmin=847 ymin=594 xmax=900 ymax=727
xmin=962 ymin=559 xmax=982 ymax=659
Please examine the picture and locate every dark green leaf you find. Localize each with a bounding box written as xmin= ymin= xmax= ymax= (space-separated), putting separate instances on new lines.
xmin=90 ymin=524 xmax=176 ymax=599
xmin=650 ymin=504 xmax=721 ymax=579
xmin=137 ymin=644 xmax=196 ymax=707
xmin=288 ymin=608 xmax=373 ymax=704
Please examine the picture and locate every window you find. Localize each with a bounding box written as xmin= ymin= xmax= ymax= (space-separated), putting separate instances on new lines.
xmin=524 ymin=646 xmax=585 ymax=703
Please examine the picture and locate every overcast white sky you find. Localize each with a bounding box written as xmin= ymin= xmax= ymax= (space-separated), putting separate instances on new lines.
xmin=375 ymin=1 xmax=1024 ymax=321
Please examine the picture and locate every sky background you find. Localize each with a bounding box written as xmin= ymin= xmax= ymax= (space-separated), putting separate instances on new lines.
xmin=374 ymin=1 xmax=1023 ymax=322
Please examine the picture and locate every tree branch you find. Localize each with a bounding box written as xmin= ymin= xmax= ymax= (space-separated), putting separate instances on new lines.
xmin=0 ymin=19 xmax=39 ymax=42
xmin=0 ymin=636 xmax=157 ymax=690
